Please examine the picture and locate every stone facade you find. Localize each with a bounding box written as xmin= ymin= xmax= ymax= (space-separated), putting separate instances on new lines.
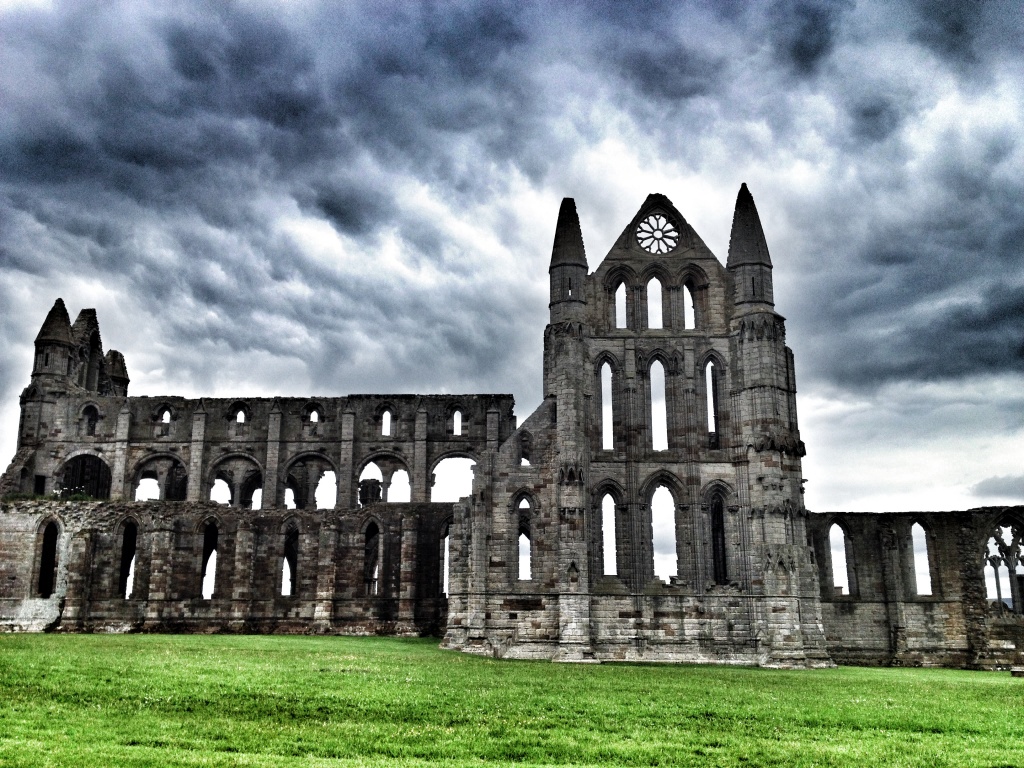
xmin=2 ymin=187 xmax=1021 ymax=668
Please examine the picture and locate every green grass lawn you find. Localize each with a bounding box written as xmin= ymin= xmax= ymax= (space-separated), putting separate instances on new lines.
xmin=0 ymin=635 xmax=1021 ymax=767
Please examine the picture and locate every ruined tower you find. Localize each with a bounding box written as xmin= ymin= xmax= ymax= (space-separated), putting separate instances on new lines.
xmin=443 ymin=187 xmax=831 ymax=665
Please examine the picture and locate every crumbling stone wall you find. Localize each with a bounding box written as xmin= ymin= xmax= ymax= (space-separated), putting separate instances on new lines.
xmin=808 ymin=508 xmax=1024 ymax=669
xmin=0 ymin=499 xmax=454 ymax=635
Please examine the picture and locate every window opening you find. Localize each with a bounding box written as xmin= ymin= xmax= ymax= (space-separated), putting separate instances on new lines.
xmin=985 ymin=524 xmax=1022 ymax=612
xmin=911 ymin=523 xmax=932 ymax=596
xmin=381 ymin=410 xmax=392 ymax=436
xmin=650 ymin=360 xmax=668 ymax=451
xmin=365 ymin=523 xmax=380 ymax=596
xmin=161 ymin=409 xmax=171 ymax=424
xmin=441 ymin=528 xmax=451 ymax=595
xmin=135 ymin=476 xmax=161 ymax=502
xmin=83 ymin=406 xmax=99 ymax=436
xmin=250 ymin=488 xmax=262 ymax=510
xmin=210 ymin=479 xmax=231 ymax=505
xmin=602 ymin=494 xmax=617 ymax=576
xmin=601 ymin=363 xmax=613 ymax=451
xmin=281 ymin=528 xmax=299 ymax=597
xmin=37 ymin=522 xmax=59 ymax=598
xmin=314 ymin=471 xmax=337 ymax=510
xmin=651 ymin=485 xmax=676 ymax=583
xmin=309 ymin=411 xmax=319 ymax=423
xmin=201 ymin=523 xmax=218 ymax=600
xmin=517 ymin=499 xmax=532 ymax=582
xmin=284 ymin=488 xmax=296 ymax=510
xmin=235 ymin=410 xmax=245 ymax=424
xmin=119 ymin=522 xmax=138 ymax=599
xmin=647 ymin=278 xmax=663 ymax=329
xmin=829 ymin=524 xmax=850 ymax=596
xmin=711 ymin=495 xmax=727 ymax=585
xmin=705 ymin=361 xmax=720 ymax=448
xmin=452 ymin=410 xmax=462 ymax=436
xmin=683 ymin=285 xmax=695 ymax=329
xmin=615 ymin=283 xmax=627 ymax=328
xmin=431 ymin=458 xmax=475 ymax=502
xmin=389 ymin=469 xmax=411 ymax=502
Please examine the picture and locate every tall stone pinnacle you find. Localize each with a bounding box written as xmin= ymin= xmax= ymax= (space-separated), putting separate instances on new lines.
xmin=34 ymin=298 xmax=74 ymax=345
xmin=727 ymin=183 xmax=772 ymax=268
xmin=549 ymin=197 xmax=588 ymax=270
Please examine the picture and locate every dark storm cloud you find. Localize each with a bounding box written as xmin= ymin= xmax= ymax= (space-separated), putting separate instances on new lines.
xmin=971 ymin=475 xmax=1024 ymax=501
xmin=1 ymin=0 xmax=1023 ymax=500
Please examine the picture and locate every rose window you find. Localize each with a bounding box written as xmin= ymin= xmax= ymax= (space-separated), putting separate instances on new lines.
xmin=636 ymin=214 xmax=679 ymax=254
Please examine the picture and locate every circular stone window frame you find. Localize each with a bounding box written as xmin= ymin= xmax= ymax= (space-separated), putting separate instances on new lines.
xmin=636 ymin=213 xmax=679 ymax=255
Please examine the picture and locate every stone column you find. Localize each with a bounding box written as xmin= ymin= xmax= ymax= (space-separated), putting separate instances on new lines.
xmin=413 ymin=408 xmax=428 ymax=502
xmin=397 ymin=512 xmax=419 ymax=633
xmin=337 ymin=410 xmax=355 ymax=509
xmin=109 ymin=401 xmax=132 ymax=500
xmin=262 ymin=402 xmax=282 ymax=509
xmin=60 ymin=528 xmax=94 ymax=629
xmin=186 ymin=402 xmax=207 ymax=501
xmin=313 ymin=522 xmax=338 ymax=630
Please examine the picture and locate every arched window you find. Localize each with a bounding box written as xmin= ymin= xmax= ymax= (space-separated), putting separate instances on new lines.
xmin=281 ymin=527 xmax=299 ymax=597
xmin=452 ymin=410 xmax=462 ymax=436
xmin=37 ymin=522 xmax=59 ymax=598
xmin=650 ymin=360 xmax=668 ymax=451
xmin=683 ymin=285 xmax=696 ymax=329
xmin=651 ymin=485 xmax=676 ymax=583
xmin=440 ymin=522 xmax=451 ymax=596
xmin=200 ymin=522 xmax=218 ymax=600
xmin=911 ymin=523 xmax=932 ymax=596
xmin=365 ymin=522 xmax=381 ymax=596
xmin=381 ymin=410 xmax=392 ymax=436
xmin=314 ymin=471 xmax=337 ymax=509
xmin=135 ymin=475 xmax=161 ymax=502
xmin=829 ymin=523 xmax=852 ymax=596
xmin=614 ymin=283 xmax=627 ymax=329
xmin=518 ymin=498 xmax=532 ymax=581
xmin=710 ymin=494 xmax=727 ymax=585
xmin=83 ymin=405 xmax=99 ymax=436
xmin=118 ymin=521 xmax=138 ymax=600
xmin=309 ymin=410 xmax=319 ymax=423
xmin=647 ymin=277 xmax=663 ymax=329
xmin=601 ymin=493 xmax=617 ymax=576
xmin=210 ymin=479 xmax=231 ymax=505
xmin=705 ymin=361 xmax=720 ymax=449
xmin=388 ymin=469 xmax=411 ymax=502
xmin=160 ymin=409 xmax=171 ymax=424
xmin=431 ymin=458 xmax=475 ymax=503
xmin=235 ymin=410 xmax=245 ymax=424
xmin=601 ymin=362 xmax=614 ymax=451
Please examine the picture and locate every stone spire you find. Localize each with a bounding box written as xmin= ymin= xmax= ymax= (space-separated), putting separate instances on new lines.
xmin=34 ymin=298 xmax=74 ymax=346
xmin=727 ymin=183 xmax=772 ymax=268
xmin=549 ymin=198 xmax=588 ymax=270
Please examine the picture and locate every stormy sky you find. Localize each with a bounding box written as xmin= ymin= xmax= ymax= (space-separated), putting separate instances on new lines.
xmin=1 ymin=0 xmax=1022 ymax=512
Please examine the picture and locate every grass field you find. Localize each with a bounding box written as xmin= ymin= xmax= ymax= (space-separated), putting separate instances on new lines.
xmin=0 ymin=635 xmax=1022 ymax=767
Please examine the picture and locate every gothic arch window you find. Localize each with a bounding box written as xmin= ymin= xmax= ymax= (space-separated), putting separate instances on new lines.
xmin=704 ymin=359 xmax=721 ymax=449
xmin=200 ymin=520 xmax=218 ymax=600
xmin=649 ymin=481 xmax=677 ymax=583
xmin=281 ymin=526 xmax=299 ymax=597
xmin=683 ymin=284 xmax=696 ymax=329
xmin=910 ymin=522 xmax=932 ymax=597
xmin=828 ymin=522 xmax=855 ymax=597
xmin=36 ymin=521 xmax=59 ymax=598
xmin=985 ymin=522 xmax=1022 ymax=613
xmin=710 ymin=494 xmax=727 ymax=585
xmin=451 ymin=409 xmax=463 ymax=436
xmin=601 ymin=492 xmax=617 ymax=576
xmin=517 ymin=497 xmax=532 ymax=581
xmin=118 ymin=520 xmax=138 ymax=600
xmin=599 ymin=360 xmax=615 ymax=451
xmin=381 ymin=409 xmax=393 ymax=437
xmin=60 ymin=454 xmax=112 ymax=499
xmin=439 ymin=518 xmax=452 ymax=596
xmin=647 ymin=277 xmax=664 ymax=329
xmin=614 ymin=282 xmax=627 ymax=329
xmin=649 ymin=359 xmax=668 ymax=452
xmin=364 ymin=521 xmax=381 ymax=596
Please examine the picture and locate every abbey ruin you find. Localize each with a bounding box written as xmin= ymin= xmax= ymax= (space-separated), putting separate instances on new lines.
xmin=1 ymin=187 xmax=1022 ymax=668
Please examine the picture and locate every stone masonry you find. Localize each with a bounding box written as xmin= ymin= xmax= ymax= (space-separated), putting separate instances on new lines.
xmin=2 ymin=187 xmax=1021 ymax=668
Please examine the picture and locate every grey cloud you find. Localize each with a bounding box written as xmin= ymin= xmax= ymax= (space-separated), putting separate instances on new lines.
xmin=971 ymin=475 xmax=1024 ymax=500
xmin=767 ymin=0 xmax=851 ymax=76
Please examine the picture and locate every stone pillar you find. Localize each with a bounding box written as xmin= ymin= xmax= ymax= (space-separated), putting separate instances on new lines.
xmin=186 ymin=403 xmax=207 ymax=501
xmin=397 ymin=512 xmax=419 ymax=633
xmin=413 ymin=408 xmax=428 ymax=502
xmin=337 ymin=410 xmax=355 ymax=509
xmin=313 ymin=523 xmax=338 ymax=630
xmin=109 ymin=401 xmax=132 ymax=500
xmin=486 ymin=408 xmax=500 ymax=451
xmin=262 ymin=403 xmax=282 ymax=509
xmin=229 ymin=520 xmax=254 ymax=628
xmin=60 ymin=528 xmax=94 ymax=629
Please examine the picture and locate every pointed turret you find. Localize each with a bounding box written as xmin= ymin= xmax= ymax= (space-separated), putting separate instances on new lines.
xmin=34 ymin=299 xmax=74 ymax=346
xmin=726 ymin=183 xmax=774 ymax=308
xmin=32 ymin=298 xmax=75 ymax=380
xmin=104 ymin=350 xmax=130 ymax=396
xmin=548 ymin=197 xmax=588 ymax=325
